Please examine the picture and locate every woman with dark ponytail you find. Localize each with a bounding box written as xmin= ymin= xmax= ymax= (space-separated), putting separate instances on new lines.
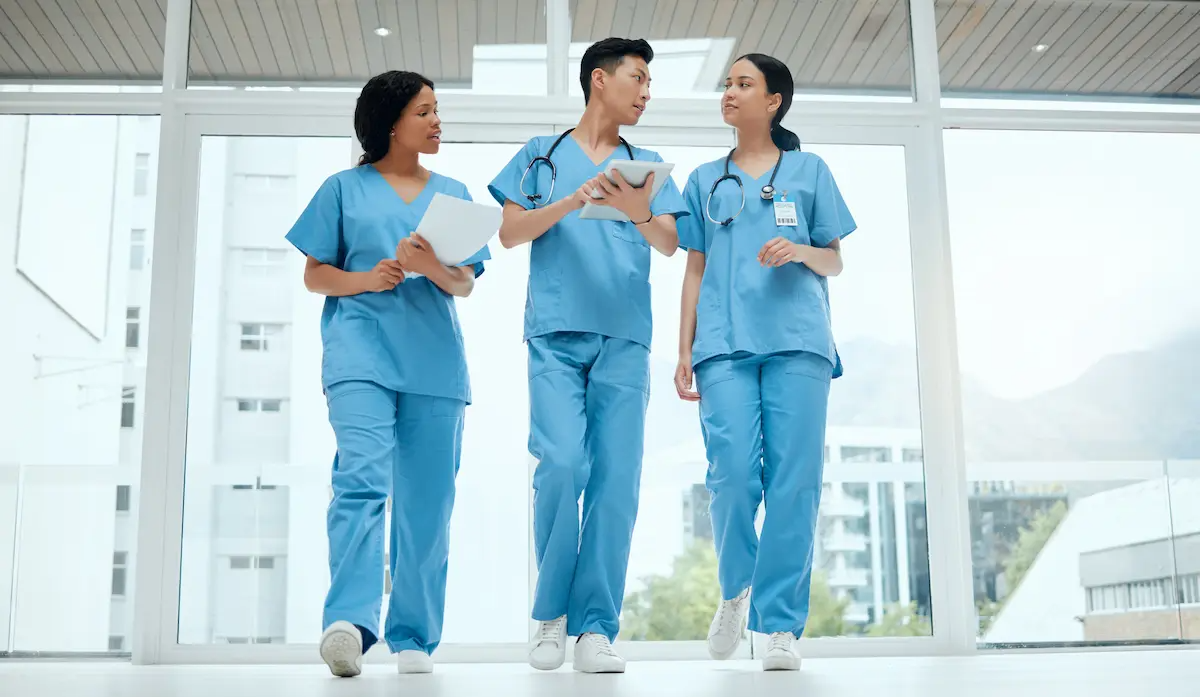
xmin=286 ymin=70 xmax=490 ymax=678
xmin=673 ymin=53 xmax=856 ymax=671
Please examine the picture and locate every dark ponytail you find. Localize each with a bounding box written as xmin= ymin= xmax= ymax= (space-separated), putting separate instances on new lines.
xmin=737 ymin=53 xmax=801 ymax=151
xmin=354 ymin=70 xmax=435 ymax=166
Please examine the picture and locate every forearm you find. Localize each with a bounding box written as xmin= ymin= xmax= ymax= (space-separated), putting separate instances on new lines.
xmin=425 ymin=264 xmax=475 ymax=298
xmin=796 ymin=244 xmax=844 ymax=277
xmin=679 ymin=251 xmax=704 ymax=357
xmin=498 ymin=199 xmax=574 ymax=248
xmin=634 ymin=213 xmax=678 ymax=257
xmin=303 ymin=261 xmax=371 ymax=296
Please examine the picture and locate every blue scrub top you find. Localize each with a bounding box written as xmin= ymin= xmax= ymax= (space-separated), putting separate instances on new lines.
xmin=678 ymin=151 xmax=856 ymax=377
xmin=285 ymin=166 xmax=491 ymax=403
xmin=488 ymin=135 xmax=689 ymax=349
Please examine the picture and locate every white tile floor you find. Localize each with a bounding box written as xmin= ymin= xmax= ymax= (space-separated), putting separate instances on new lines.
xmin=1 ymin=651 xmax=1196 ymax=696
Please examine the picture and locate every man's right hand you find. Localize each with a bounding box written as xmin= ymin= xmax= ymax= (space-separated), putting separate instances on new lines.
xmin=363 ymin=259 xmax=406 ymax=292
xmin=570 ymin=175 xmax=611 ymax=209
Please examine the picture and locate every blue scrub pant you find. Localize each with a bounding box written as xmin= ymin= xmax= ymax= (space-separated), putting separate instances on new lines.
xmin=527 ymin=332 xmax=650 ymax=641
xmin=695 ymin=351 xmax=832 ymax=637
xmin=322 ymin=380 xmax=464 ymax=654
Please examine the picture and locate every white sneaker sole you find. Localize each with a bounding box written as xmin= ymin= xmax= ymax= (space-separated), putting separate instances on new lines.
xmin=529 ymin=649 xmax=566 ymax=671
xmin=762 ymin=653 xmax=801 ymax=671
xmin=707 ymin=617 xmax=748 ymax=660
xmin=319 ymin=626 xmax=363 ymax=678
xmin=573 ymin=661 xmax=626 ymax=674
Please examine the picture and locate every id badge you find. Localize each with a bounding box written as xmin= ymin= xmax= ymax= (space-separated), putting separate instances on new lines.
xmin=774 ymin=200 xmax=798 ymax=227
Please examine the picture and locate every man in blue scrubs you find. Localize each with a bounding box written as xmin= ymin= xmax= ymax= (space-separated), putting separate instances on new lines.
xmin=489 ymin=38 xmax=688 ymax=673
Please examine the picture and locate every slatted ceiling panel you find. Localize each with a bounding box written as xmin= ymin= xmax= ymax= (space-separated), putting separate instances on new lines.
xmin=760 ymin=1 xmax=801 ymax=58
xmin=515 ymin=0 xmax=537 ymax=44
xmin=768 ymin=0 xmax=811 ymax=62
xmin=438 ymin=1 xmax=459 ymax=78
xmin=259 ymin=2 xmax=297 ymax=77
xmin=800 ymin=1 xmax=855 ymax=85
xmin=993 ymin=4 xmax=1072 ymax=89
xmin=7 ymin=2 xmax=63 ymax=72
xmin=816 ymin=0 xmax=878 ymax=84
xmin=1145 ymin=14 xmax=1200 ymax=86
xmin=789 ymin=1 xmax=837 ymax=84
xmin=591 ymin=0 xmax=618 ymax=38
xmin=1156 ymin=38 xmax=1200 ymax=90
xmin=1064 ymin=3 xmax=1158 ymax=90
xmin=943 ymin=2 xmax=1010 ymax=83
xmin=20 ymin=0 xmax=83 ymax=73
xmin=124 ymin=0 xmax=164 ymax=71
xmin=1083 ymin=3 xmax=1181 ymax=90
xmin=707 ymin=0 xmax=739 ymax=38
xmin=573 ymin=0 xmax=596 ymax=37
xmin=140 ymin=0 xmax=166 ymax=47
xmin=1029 ymin=6 xmax=1112 ymax=87
xmin=684 ymin=0 xmax=717 ymax=38
xmin=412 ymin=0 xmax=436 ymax=77
xmin=239 ymin=1 xmax=279 ymax=77
xmin=732 ymin=1 xmax=774 ymax=62
xmin=834 ymin=0 xmax=894 ymax=84
xmin=492 ymin=0 xmax=514 ymax=44
xmin=102 ymin=0 xmax=151 ymax=70
xmin=850 ymin=0 xmax=906 ymax=83
xmin=1114 ymin=10 xmax=1200 ymax=91
xmin=1040 ymin=4 xmax=1125 ymax=89
xmin=629 ymin=0 xmax=658 ymax=37
xmin=968 ymin=1 xmax=1050 ymax=86
xmin=340 ymin=2 xmax=370 ymax=77
xmin=950 ymin=0 xmax=1037 ymax=87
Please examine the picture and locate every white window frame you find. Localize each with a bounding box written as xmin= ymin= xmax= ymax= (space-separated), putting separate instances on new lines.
xmin=239 ymin=323 xmax=282 ymax=352
xmin=1 ymin=0 xmax=1194 ymax=667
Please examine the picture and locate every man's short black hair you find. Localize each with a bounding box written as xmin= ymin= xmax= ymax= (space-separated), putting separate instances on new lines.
xmin=579 ymin=37 xmax=653 ymax=103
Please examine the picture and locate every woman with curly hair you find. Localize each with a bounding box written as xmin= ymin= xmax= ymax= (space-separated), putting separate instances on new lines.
xmin=285 ymin=70 xmax=490 ymax=677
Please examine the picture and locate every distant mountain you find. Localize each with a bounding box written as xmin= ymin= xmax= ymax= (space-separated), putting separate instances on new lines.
xmin=962 ymin=329 xmax=1200 ymax=461
xmin=829 ymin=330 xmax=1200 ymax=462
xmin=645 ymin=328 xmax=1200 ymax=463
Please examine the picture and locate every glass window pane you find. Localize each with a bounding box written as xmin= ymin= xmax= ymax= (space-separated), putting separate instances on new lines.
xmin=570 ymin=1 xmax=914 ymax=100
xmin=0 ymin=113 xmax=159 ymax=653
xmin=181 ymin=137 xmax=536 ymax=646
xmin=947 ymin=129 xmax=1198 ymax=645
xmin=188 ymin=1 xmax=548 ymax=93
xmin=938 ymin=1 xmax=1200 ymax=103
xmin=607 ymin=142 xmax=931 ymax=641
xmin=0 ymin=3 xmax=165 ymax=83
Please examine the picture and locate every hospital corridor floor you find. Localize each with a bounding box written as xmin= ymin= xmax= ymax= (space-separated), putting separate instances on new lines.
xmin=1 ymin=650 xmax=1196 ymax=697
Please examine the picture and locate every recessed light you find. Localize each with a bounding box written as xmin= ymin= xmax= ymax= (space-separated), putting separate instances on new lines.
xmin=1032 ymin=43 xmax=1049 ymax=53
xmin=374 ymin=27 xmax=391 ymax=37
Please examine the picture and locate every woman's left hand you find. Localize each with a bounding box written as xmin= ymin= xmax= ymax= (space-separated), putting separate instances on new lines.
xmin=396 ymin=234 xmax=442 ymax=276
xmin=759 ymin=237 xmax=806 ymax=267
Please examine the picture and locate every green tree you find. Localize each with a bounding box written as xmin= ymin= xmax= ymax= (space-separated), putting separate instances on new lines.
xmin=1003 ymin=500 xmax=1068 ymax=597
xmin=620 ymin=541 xmax=850 ymax=641
xmin=866 ymin=603 xmax=931 ymax=637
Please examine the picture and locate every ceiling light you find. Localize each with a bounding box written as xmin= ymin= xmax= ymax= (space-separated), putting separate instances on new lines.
xmin=374 ymin=27 xmax=391 ymax=37
xmin=1032 ymin=44 xmax=1049 ymax=53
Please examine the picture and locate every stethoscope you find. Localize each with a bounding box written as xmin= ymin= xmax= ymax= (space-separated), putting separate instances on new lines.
xmin=705 ymin=147 xmax=784 ymax=226
xmin=519 ymin=128 xmax=634 ymax=206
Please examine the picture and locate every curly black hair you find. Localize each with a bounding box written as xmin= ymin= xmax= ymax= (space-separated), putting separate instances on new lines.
xmin=579 ymin=37 xmax=654 ymax=103
xmin=354 ymin=70 xmax=435 ymax=165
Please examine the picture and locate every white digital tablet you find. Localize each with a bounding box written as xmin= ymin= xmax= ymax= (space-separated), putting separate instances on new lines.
xmin=578 ymin=159 xmax=676 ymax=222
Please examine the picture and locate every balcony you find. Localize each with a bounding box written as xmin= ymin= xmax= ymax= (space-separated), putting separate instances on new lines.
xmin=828 ymin=567 xmax=871 ymax=589
xmin=822 ymin=492 xmax=867 ymax=518
xmin=823 ymin=530 xmax=869 ymax=553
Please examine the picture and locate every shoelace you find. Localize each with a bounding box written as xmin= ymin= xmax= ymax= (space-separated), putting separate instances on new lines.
xmin=537 ymin=620 xmax=563 ymax=645
xmin=586 ymin=634 xmax=618 ymax=657
xmin=768 ymin=632 xmax=793 ymax=652
xmin=716 ymin=593 xmax=747 ymax=629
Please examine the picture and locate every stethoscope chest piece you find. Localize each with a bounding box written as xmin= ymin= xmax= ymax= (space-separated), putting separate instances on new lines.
xmin=760 ymin=184 xmax=776 ymax=200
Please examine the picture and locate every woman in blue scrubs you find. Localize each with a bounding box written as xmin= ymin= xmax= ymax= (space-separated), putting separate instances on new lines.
xmin=674 ymin=54 xmax=855 ymax=671
xmin=285 ymin=71 xmax=490 ymax=678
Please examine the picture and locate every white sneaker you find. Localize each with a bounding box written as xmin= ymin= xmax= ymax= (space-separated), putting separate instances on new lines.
xmin=707 ymin=588 xmax=751 ymax=659
xmin=573 ymin=633 xmax=625 ymax=673
xmin=319 ymin=620 xmax=363 ymax=678
xmin=529 ymin=616 xmax=568 ymax=671
xmin=761 ymin=631 xmax=801 ymax=671
xmin=396 ymin=649 xmax=433 ymax=674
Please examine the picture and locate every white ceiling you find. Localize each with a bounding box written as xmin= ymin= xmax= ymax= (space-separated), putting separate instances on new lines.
xmin=0 ymin=0 xmax=1197 ymax=98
